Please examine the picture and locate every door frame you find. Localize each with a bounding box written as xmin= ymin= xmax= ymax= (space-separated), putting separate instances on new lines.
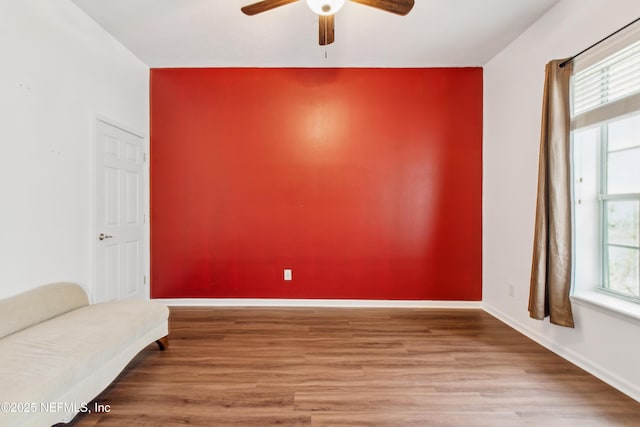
xmin=90 ymin=113 xmax=149 ymax=303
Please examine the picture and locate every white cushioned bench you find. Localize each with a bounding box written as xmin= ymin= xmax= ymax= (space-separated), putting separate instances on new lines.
xmin=0 ymin=283 xmax=169 ymax=427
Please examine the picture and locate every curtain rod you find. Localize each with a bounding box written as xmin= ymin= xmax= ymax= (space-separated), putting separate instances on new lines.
xmin=559 ymin=16 xmax=640 ymax=68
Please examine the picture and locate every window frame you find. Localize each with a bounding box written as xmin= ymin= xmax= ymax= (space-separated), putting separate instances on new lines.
xmin=571 ymin=25 xmax=640 ymax=305
xmin=598 ymin=123 xmax=640 ymax=302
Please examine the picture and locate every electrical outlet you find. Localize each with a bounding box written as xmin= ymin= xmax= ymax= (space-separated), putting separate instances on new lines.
xmin=284 ymin=269 xmax=292 ymax=281
xmin=508 ymin=284 xmax=515 ymax=297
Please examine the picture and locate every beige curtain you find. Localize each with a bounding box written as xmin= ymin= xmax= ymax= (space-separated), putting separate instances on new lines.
xmin=529 ymin=59 xmax=574 ymax=328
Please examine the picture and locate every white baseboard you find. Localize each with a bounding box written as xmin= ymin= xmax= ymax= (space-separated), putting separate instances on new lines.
xmin=482 ymin=302 xmax=640 ymax=404
xmin=154 ymin=298 xmax=482 ymax=309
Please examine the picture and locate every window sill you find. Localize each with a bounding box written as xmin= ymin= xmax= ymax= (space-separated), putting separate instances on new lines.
xmin=571 ymin=290 xmax=640 ymax=326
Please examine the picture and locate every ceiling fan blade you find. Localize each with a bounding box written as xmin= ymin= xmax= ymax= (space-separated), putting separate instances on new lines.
xmin=349 ymin=0 xmax=414 ymax=16
xmin=319 ymin=14 xmax=335 ymax=46
xmin=241 ymin=0 xmax=300 ymax=16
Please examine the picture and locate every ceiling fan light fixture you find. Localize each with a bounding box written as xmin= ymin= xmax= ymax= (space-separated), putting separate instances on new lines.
xmin=305 ymin=0 xmax=346 ymax=16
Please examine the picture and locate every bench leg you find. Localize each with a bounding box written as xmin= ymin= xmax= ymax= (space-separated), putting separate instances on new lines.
xmin=156 ymin=335 xmax=169 ymax=351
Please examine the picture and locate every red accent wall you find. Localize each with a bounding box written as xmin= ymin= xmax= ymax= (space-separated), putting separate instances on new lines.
xmin=150 ymin=68 xmax=482 ymax=300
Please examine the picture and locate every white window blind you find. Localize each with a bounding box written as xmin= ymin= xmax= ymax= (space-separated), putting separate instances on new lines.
xmin=574 ymin=40 xmax=640 ymax=115
xmin=572 ymin=24 xmax=640 ymax=129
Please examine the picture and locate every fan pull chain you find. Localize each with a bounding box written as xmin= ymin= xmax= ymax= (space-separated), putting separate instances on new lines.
xmin=324 ymin=20 xmax=328 ymax=59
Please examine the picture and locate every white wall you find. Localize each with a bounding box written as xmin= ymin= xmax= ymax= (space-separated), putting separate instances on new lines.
xmin=0 ymin=1 xmax=148 ymax=298
xmin=484 ymin=0 xmax=640 ymax=402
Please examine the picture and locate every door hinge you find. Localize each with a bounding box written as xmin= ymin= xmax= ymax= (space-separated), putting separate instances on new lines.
xmin=143 ymin=153 xmax=147 ymax=162
xmin=144 ymin=275 xmax=147 ymax=284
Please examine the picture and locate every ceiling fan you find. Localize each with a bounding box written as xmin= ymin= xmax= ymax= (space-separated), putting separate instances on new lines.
xmin=241 ymin=0 xmax=415 ymax=46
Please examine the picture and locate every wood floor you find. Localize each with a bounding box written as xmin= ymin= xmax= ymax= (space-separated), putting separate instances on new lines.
xmin=69 ymin=307 xmax=640 ymax=426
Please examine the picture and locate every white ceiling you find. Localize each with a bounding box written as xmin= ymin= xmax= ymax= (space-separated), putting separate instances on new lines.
xmin=70 ymin=0 xmax=561 ymax=68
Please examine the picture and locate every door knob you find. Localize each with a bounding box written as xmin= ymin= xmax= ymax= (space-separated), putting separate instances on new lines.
xmin=98 ymin=233 xmax=113 ymax=241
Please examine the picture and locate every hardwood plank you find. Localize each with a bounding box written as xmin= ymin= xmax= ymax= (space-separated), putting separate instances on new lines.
xmin=67 ymin=307 xmax=640 ymax=426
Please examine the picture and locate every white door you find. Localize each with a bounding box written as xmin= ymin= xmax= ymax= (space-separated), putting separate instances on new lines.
xmin=94 ymin=119 xmax=145 ymax=303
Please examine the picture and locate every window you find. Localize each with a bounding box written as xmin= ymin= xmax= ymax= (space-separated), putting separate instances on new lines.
xmin=572 ymin=29 xmax=640 ymax=303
